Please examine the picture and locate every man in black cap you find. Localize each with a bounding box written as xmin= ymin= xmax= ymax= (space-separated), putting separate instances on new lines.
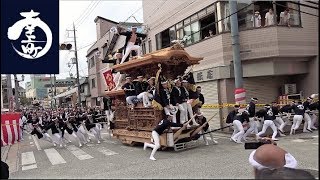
xmin=117 ymin=26 xmax=147 ymax=64
xmin=143 ymin=114 xmax=184 ymax=161
xmin=271 ymin=101 xmax=286 ymax=136
xmin=243 ymin=98 xmax=259 ymax=140
xmin=121 ymin=76 xmax=137 ymax=109
xmin=302 ymin=97 xmax=314 ymax=132
xmin=256 ymin=104 xmax=279 ymax=141
xmin=135 ymin=75 xmax=149 ymax=106
xmin=159 ymin=80 xmax=175 ymax=116
xmin=290 ymin=101 xmax=306 ymax=135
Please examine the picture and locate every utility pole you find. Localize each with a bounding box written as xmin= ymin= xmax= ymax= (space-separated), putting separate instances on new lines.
xmin=6 ymin=75 xmax=13 ymax=111
xmin=50 ymin=74 xmax=53 ymax=109
xmin=13 ymin=74 xmax=21 ymax=111
xmin=73 ymin=23 xmax=81 ymax=107
xmin=229 ymin=1 xmax=246 ymax=105
xmin=53 ymin=74 xmax=57 ymax=108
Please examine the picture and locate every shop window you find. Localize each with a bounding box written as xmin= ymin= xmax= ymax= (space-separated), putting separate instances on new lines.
xmin=200 ymin=13 xmax=216 ymax=39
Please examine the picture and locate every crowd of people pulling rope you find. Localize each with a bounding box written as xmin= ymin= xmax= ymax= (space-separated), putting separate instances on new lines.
xmin=19 ymin=107 xmax=109 ymax=148
xmin=226 ymin=96 xmax=319 ymax=144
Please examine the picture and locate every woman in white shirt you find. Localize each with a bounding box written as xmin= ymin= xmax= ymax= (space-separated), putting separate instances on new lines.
xmin=265 ymin=8 xmax=275 ymax=27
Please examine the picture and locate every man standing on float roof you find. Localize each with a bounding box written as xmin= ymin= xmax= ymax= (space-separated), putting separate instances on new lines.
xmin=117 ymin=26 xmax=147 ymax=64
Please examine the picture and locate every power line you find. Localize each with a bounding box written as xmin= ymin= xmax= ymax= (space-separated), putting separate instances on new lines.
xmin=144 ymin=0 xmax=168 ymax=23
xmin=74 ymin=1 xmax=96 ymax=25
xmin=76 ymin=0 xmax=101 ymax=28
xmin=75 ymin=1 xmax=99 ymax=28
xmin=123 ymin=7 xmax=143 ymax=23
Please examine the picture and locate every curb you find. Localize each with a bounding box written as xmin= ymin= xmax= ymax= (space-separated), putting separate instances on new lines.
xmin=1 ymin=145 xmax=11 ymax=162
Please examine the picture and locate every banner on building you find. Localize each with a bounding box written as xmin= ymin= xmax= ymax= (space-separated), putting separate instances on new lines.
xmin=1 ymin=113 xmax=21 ymax=147
xmin=102 ymin=69 xmax=116 ymax=91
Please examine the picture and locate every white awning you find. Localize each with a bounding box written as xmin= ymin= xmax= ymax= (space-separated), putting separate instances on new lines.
xmin=53 ymin=87 xmax=77 ymax=99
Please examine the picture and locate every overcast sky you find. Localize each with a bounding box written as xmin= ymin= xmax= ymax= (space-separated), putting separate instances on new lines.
xmin=20 ymin=0 xmax=143 ymax=88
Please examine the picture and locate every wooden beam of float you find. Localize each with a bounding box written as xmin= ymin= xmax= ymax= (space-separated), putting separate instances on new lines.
xmin=111 ymin=45 xmax=203 ymax=78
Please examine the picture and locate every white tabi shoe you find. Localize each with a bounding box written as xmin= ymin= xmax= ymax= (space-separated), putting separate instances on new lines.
xmin=231 ymin=137 xmax=237 ymax=143
xmin=143 ymin=143 xmax=147 ymax=150
xmin=79 ymin=143 xmax=83 ymax=147
xmin=272 ymin=138 xmax=279 ymax=141
xmin=311 ymin=127 xmax=317 ymax=130
xmin=149 ymin=156 xmax=156 ymax=161
xmin=212 ymin=140 xmax=218 ymax=144
xmin=97 ymin=140 xmax=101 ymax=144
xmin=279 ymin=133 xmax=286 ymax=137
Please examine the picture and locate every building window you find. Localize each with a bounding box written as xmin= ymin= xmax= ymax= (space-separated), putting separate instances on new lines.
xmin=169 ymin=26 xmax=176 ymax=42
xmin=148 ymin=40 xmax=152 ymax=53
xmin=199 ymin=13 xmax=216 ymax=39
xmin=89 ymin=56 xmax=95 ymax=68
xmin=155 ymin=33 xmax=161 ymax=50
xmin=237 ymin=1 xmax=254 ymax=30
xmin=176 ymin=28 xmax=184 ymax=40
xmin=183 ymin=25 xmax=192 ymax=45
xmin=141 ymin=42 xmax=146 ymax=55
xmin=91 ymin=78 xmax=96 ymax=89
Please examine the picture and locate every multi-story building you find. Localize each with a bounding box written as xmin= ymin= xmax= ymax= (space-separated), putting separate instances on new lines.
xmin=86 ymin=16 xmax=144 ymax=107
xmin=53 ymin=77 xmax=90 ymax=107
xmin=25 ymin=75 xmax=75 ymax=100
xmin=142 ymin=0 xmax=318 ymax=128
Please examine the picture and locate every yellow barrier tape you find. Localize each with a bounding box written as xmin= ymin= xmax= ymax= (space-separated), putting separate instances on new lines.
xmin=202 ymin=103 xmax=295 ymax=109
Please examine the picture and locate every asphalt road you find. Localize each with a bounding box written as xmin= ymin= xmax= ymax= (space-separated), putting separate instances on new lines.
xmin=4 ymin=128 xmax=319 ymax=179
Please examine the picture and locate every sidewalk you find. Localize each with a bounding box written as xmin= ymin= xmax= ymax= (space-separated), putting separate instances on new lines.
xmin=1 ymin=145 xmax=11 ymax=161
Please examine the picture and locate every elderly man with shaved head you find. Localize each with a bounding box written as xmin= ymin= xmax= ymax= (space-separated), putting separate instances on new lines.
xmin=249 ymin=144 xmax=298 ymax=178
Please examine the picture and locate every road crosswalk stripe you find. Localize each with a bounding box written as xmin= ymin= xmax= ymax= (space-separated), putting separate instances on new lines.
xmin=44 ymin=148 xmax=66 ymax=165
xmin=22 ymin=164 xmax=37 ymax=171
xmin=96 ymin=147 xmax=118 ymax=156
xmin=66 ymin=145 xmax=93 ymax=160
xmin=31 ymin=135 xmax=42 ymax=151
xmin=21 ymin=152 xmax=36 ymax=166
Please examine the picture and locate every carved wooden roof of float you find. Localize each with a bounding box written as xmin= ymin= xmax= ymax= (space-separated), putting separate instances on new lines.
xmin=112 ymin=44 xmax=203 ymax=74
xmin=105 ymin=89 xmax=125 ymax=96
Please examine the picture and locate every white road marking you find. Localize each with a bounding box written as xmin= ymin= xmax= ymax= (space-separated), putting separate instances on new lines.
xmin=31 ymin=135 xmax=42 ymax=151
xmin=21 ymin=152 xmax=36 ymax=166
xmin=312 ymin=135 xmax=318 ymax=138
xmin=292 ymin=139 xmax=307 ymax=143
xmin=44 ymin=148 xmax=66 ymax=165
xmin=22 ymin=164 xmax=37 ymax=171
xmin=312 ymin=142 xmax=318 ymax=145
xmin=96 ymin=147 xmax=118 ymax=156
xmin=66 ymin=145 xmax=93 ymax=160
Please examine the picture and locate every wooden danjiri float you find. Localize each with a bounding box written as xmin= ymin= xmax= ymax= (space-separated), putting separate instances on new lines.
xmin=106 ymin=43 xmax=207 ymax=151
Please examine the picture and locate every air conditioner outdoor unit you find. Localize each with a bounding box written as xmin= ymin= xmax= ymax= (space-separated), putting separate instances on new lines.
xmin=284 ymin=84 xmax=296 ymax=95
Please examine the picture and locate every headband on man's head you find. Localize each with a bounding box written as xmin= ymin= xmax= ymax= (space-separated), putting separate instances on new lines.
xmin=248 ymin=150 xmax=298 ymax=170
